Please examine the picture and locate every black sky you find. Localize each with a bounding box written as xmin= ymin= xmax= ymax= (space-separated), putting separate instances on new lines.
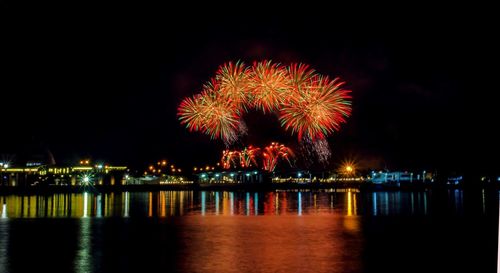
xmin=1 ymin=3 xmax=497 ymax=173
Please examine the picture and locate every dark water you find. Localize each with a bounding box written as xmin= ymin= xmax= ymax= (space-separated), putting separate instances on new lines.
xmin=0 ymin=189 xmax=498 ymax=273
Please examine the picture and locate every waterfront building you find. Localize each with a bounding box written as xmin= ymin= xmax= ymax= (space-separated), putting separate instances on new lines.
xmin=0 ymin=164 xmax=128 ymax=187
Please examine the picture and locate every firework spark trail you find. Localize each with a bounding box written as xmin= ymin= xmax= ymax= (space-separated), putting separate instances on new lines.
xmin=262 ymin=142 xmax=294 ymax=172
xmin=315 ymin=141 xmax=331 ymax=164
xmin=300 ymin=136 xmax=331 ymax=165
xmin=221 ymin=144 xmax=287 ymax=172
xmin=237 ymin=119 xmax=248 ymax=137
xmin=221 ymin=150 xmax=240 ymax=169
xmin=239 ymin=146 xmax=260 ymax=168
xmin=312 ymin=138 xmax=331 ymax=164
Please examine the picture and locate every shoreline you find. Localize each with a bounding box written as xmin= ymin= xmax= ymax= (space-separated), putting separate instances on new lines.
xmin=0 ymin=182 xmax=495 ymax=195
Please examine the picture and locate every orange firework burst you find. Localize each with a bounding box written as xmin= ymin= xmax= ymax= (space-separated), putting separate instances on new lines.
xmin=248 ymin=60 xmax=291 ymax=113
xmin=279 ymin=75 xmax=352 ymax=141
xmin=216 ymin=61 xmax=251 ymax=114
xmin=177 ymin=94 xmax=207 ymax=132
xmin=178 ymin=79 xmax=241 ymax=145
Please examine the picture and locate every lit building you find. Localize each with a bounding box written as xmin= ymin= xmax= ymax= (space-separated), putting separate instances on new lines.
xmin=196 ymin=170 xmax=263 ymax=184
xmin=370 ymin=170 xmax=434 ymax=185
xmin=0 ymin=164 xmax=128 ymax=187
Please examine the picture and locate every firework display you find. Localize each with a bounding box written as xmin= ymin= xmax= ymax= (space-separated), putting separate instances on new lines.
xmin=221 ymin=143 xmax=292 ymax=172
xmin=248 ymin=60 xmax=290 ymax=113
xmin=178 ymin=80 xmax=241 ymax=145
xmin=216 ymin=61 xmax=251 ymax=114
xmin=279 ymin=75 xmax=351 ymax=141
xmin=178 ymin=60 xmax=352 ymax=161
xmin=221 ymin=149 xmax=240 ymax=169
xmin=262 ymin=142 xmax=294 ymax=172
xmin=239 ymin=145 xmax=260 ymax=168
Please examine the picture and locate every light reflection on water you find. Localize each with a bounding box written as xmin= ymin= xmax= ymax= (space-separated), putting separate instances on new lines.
xmin=0 ymin=189 xmax=486 ymax=218
xmin=75 ymin=218 xmax=92 ymax=273
xmin=0 ymin=189 xmax=496 ymax=273
xmin=0 ymin=209 xmax=7 ymax=273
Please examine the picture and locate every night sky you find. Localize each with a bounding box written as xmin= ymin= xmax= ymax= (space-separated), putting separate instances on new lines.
xmin=1 ymin=3 xmax=497 ymax=173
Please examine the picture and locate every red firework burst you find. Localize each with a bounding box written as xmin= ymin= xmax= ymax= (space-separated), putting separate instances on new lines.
xmin=279 ymin=75 xmax=352 ymax=141
xmin=221 ymin=149 xmax=240 ymax=169
xmin=239 ymin=145 xmax=261 ymax=168
xmin=262 ymin=142 xmax=294 ymax=172
xmin=248 ymin=60 xmax=291 ymax=113
xmin=216 ymin=61 xmax=251 ymax=114
xmin=178 ymin=79 xmax=241 ymax=144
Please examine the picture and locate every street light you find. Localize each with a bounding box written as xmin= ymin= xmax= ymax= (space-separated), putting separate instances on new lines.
xmin=0 ymin=163 xmax=9 ymax=186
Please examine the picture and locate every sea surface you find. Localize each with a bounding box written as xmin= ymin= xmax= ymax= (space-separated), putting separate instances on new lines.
xmin=0 ymin=189 xmax=498 ymax=273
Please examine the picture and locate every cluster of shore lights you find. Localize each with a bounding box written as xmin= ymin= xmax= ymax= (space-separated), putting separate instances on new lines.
xmin=272 ymin=176 xmax=365 ymax=183
xmin=145 ymin=160 xmax=181 ymax=176
xmin=78 ymin=159 xmax=105 ymax=168
xmin=199 ymin=170 xmax=259 ymax=181
xmin=199 ymin=173 xmax=245 ymax=183
xmin=193 ymin=165 xmax=217 ymax=172
xmin=160 ymin=178 xmax=194 ymax=184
